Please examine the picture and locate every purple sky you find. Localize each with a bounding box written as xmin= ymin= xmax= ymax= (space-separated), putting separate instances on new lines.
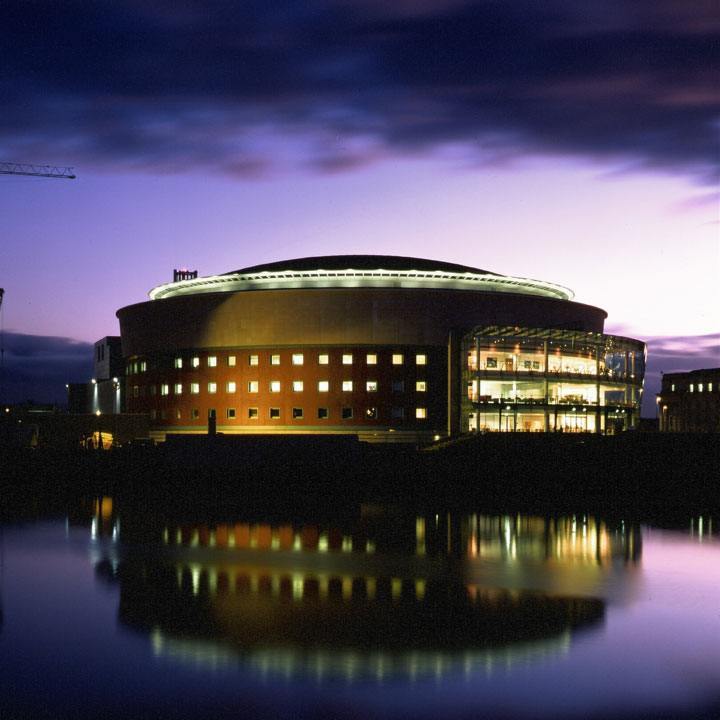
xmin=0 ymin=1 xmax=717 ymax=411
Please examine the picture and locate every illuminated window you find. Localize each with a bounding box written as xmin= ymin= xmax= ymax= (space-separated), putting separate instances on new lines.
xmin=208 ymin=356 xmax=217 ymax=368
xmin=271 ymin=354 xmax=281 ymax=365
xmin=416 ymin=381 xmax=427 ymax=392
xmin=292 ymin=353 xmax=304 ymax=365
xmin=175 ymin=409 xmax=182 ymax=420
xmin=690 ymin=383 xmax=694 ymax=392
xmin=174 ymin=357 xmax=183 ymax=369
xmin=269 ymin=407 xmax=280 ymax=419
xmin=174 ymin=383 xmax=183 ymax=395
xmin=366 ymin=381 xmax=378 ymax=392
xmin=292 ymin=407 xmax=303 ymax=419
xmin=392 ymin=354 xmax=404 ymax=365
xmin=318 ymin=353 xmax=329 ymax=365
xmin=191 ymin=409 xmax=199 ymax=419
xmin=709 ymin=382 xmax=714 ymax=392
xmin=133 ymin=385 xmax=139 ymax=398
xmin=342 ymin=407 xmax=353 ymax=419
xmin=226 ymin=408 xmax=236 ymax=419
xmin=318 ymin=407 xmax=329 ymax=419
xmin=190 ymin=383 xmax=200 ymax=394
xmin=248 ymin=381 xmax=259 ymax=393
xmin=160 ymin=384 xmax=169 ymax=396
xmin=270 ymin=381 xmax=281 ymax=393
xmin=226 ymin=381 xmax=237 ymax=393
xmin=366 ymin=407 xmax=378 ymax=419
xmin=248 ymin=407 xmax=258 ymax=419
xmin=698 ymin=383 xmax=704 ymax=392
xmin=392 ymin=380 xmax=405 ymax=392
xmin=342 ymin=380 xmax=353 ymax=392
xmin=392 ymin=407 xmax=405 ymax=419
xmin=228 ymin=355 xmax=236 ymax=367
xmin=249 ymin=354 xmax=259 ymax=366
xmin=366 ymin=353 xmax=377 ymax=365
xmin=416 ymin=407 xmax=427 ymax=419
xmin=192 ymin=356 xmax=200 ymax=368
xmin=671 ymin=383 xmax=675 ymax=391
xmin=318 ymin=380 xmax=329 ymax=392
xmin=208 ymin=382 xmax=217 ymax=394
xmin=293 ymin=380 xmax=304 ymax=392
xmin=342 ymin=354 xmax=353 ymax=365
xmin=416 ymin=354 xmax=427 ymax=365
xmin=140 ymin=361 xmax=147 ymax=372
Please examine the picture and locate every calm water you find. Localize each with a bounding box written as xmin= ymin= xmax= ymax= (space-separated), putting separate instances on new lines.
xmin=1 ymin=499 xmax=719 ymax=719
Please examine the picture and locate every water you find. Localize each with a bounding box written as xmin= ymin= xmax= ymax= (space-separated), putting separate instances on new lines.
xmin=1 ymin=500 xmax=719 ymax=719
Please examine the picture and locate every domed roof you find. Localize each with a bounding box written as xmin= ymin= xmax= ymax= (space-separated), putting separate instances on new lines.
xmin=149 ymin=255 xmax=574 ymax=301
xmin=230 ymin=255 xmax=500 ymax=276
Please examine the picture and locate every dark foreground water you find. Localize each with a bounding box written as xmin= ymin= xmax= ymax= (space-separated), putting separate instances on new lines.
xmin=1 ymin=499 xmax=719 ymax=719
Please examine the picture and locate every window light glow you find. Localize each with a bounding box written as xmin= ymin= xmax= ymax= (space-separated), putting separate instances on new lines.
xmin=318 ymin=380 xmax=329 ymax=392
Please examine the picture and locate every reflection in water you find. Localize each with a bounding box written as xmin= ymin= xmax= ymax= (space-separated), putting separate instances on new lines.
xmin=75 ymin=497 xmax=666 ymax=682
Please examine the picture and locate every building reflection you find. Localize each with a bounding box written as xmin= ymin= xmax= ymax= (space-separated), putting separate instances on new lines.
xmin=78 ymin=498 xmax=664 ymax=681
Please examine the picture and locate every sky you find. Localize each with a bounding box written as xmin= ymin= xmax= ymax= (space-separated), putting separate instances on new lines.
xmin=0 ymin=0 xmax=718 ymax=412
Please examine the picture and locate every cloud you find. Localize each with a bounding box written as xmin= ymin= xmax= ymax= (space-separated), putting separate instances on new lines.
xmin=1 ymin=332 xmax=93 ymax=405
xmin=0 ymin=1 xmax=716 ymax=182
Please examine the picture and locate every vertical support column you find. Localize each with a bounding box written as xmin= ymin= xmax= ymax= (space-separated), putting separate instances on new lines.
xmin=595 ymin=344 xmax=601 ymax=434
xmin=447 ymin=330 xmax=459 ymax=438
xmin=544 ymin=340 xmax=550 ymax=432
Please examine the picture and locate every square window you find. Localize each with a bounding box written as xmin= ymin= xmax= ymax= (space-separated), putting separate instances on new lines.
xmin=271 ymin=354 xmax=281 ymax=366
xmin=416 ymin=354 xmax=427 ymax=365
xmin=270 ymin=380 xmax=281 ymax=393
xmin=342 ymin=407 xmax=353 ymax=419
xmin=318 ymin=353 xmax=329 ymax=365
xmin=366 ymin=353 xmax=377 ymax=365
xmin=192 ymin=356 xmax=200 ymax=368
xmin=292 ymin=380 xmax=304 ymax=392
xmin=226 ymin=381 xmax=237 ymax=393
xmin=292 ymin=407 xmax=303 ymax=419
xmin=249 ymin=354 xmax=259 ymax=366
xmin=318 ymin=380 xmax=330 ymax=392
xmin=190 ymin=383 xmax=200 ymax=394
xmin=226 ymin=408 xmax=236 ymax=419
xmin=269 ymin=407 xmax=281 ymax=419
xmin=160 ymin=383 xmax=170 ymax=396
xmin=248 ymin=381 xmax=259 ymax=393
xmin=318 ymin=407 xmax=329 ymax=419
xmin=366 ymin=407 xmax=378 ymax=419
xmin=174 ymin=383 xmax=183 ymax=395
xmin=366 ymin=381 xmax=378 ymax=392
xmin=342 ymin=380 xmax=353 ymax=392
xmin=416 ymin=407 xmax=427 ymax=419
xmin=392 ymin=353 xmax=404 ymax=365
xmin=416 ymin=381 xmax=427 ymax=392
xmin=392 ymin=380 xmax=405 ymax=392
xmin=228 ymin=355 xmax=236 ymax=367
xmin=208 ymin=382 xmax=217 ymax=394
xmin=248 ymin=407 xmax=259 ymax=419
xmin=391 ymin=407 xmax=405 ymax=419
xmin=208 ymin=356 xmax=217 ymax=367
xmin=191 ymin=408 xmax=199 ymax=419
xmin=174 ymin=357 xmax=183 ymax=369
xmin=342 ymin=354 xmax=353 ymax=365
xmin=292 ymin=353 xmax=304 ymax=365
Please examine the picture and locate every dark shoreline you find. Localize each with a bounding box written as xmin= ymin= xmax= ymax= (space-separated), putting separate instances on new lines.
xmin=2 ymin=433 xmax=717 ymax=524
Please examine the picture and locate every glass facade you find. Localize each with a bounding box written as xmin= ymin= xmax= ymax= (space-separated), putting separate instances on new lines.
xmin=462 ymin=327 xmax=645 ymax=434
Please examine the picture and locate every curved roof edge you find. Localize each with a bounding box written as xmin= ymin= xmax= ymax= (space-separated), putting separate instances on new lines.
xmin=149 ymin=256 xmax=575 ymax=302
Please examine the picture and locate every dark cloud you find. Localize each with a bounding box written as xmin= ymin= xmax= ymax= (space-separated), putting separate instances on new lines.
xmin=1 ymin=332 xmax=93 ymax=405
xmin=0 ymin=1 xmax=716 ymax=181
xmin=641 ymin=332 xmax=719 ymax=415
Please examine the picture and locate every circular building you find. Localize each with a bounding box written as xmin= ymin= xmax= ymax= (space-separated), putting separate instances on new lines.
xmin=117 ymin=256 xmax=645 ymax=442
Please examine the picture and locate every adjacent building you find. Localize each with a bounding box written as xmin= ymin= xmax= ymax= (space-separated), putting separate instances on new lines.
xmin=116 ymin=255 xmax=646 ymax=443
xmin=657 ymin=368 xmax=720 ymax=432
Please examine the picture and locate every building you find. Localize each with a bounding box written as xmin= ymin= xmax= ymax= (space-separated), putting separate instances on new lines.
xmin=67 ymin=336 xmax=124 ymax=415
xmin=657 ymin=368 xmax=720 ymax=432
xmin=116 ymin=256 xmax=646 ymax=443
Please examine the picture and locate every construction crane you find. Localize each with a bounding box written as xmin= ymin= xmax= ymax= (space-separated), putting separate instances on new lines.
xmin=0 ymin=162 xmax=75 ymax=179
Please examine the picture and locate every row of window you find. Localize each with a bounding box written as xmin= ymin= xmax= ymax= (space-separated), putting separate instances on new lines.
xmin=671 ymin=381 xmax=715 ymax=393
xmin=137 ymin=380 xmax=428 ymax=397
xmin=129 ymin=352 xmax=429 ymax=374
xmin=149 ymin=407 xmax=429 ymax=421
